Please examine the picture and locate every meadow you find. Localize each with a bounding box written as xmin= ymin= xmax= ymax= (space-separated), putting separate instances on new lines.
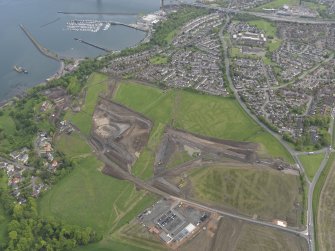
xmin=39 ymin=132 xmax=156 ymax=250
xmin=65 ymin=73 xmax=108 ymax=135
xmin=114 ymin=82 xmax=294 ymax=164
xmin=55 ymin=132 xmax=92 ymax=160
xmin=233 ymin=220 xmax=308 ymax=251
xmin=317 ymin=153 xmax=335 ymax=251
xmin=0 ymin=175 xmax=9 ymax=244
xmin=299 ymin=153 xmax=324 ymax=181
xmin=189 ymin=165 xmax=303 ymax=226
xmin=149 ymin=55 xmax=169 ymax=65
xmin=0 ymin=111 xmax=16 ymax=154
xmin=247 ymin=20 xmax=277 ymax=37
xmin=314 ymin=153 xmax=335 ymax=251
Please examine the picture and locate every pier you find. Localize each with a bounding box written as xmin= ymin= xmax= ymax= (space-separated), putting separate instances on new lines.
xmin=58 ymin=11 xmax=138 ymax=16
xmin=40 ymin=17 xmax=61 ymax=28
xmin=74 ymin=38 xmax=112 ymax=52
xmin=19 ymin=24 xmax=61 ymax=61
xmin=110 ymin=21 xmax=149 ymax=32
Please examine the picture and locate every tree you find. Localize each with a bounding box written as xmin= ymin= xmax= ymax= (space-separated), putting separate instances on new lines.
xmin=8 ymin=231 xmax=17 ymax=240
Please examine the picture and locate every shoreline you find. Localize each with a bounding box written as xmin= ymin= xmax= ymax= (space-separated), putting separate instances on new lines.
xmin=0 ymin=27 xmax=151 ymax=110
xmin=0 ymin=4 xmax=163 ymax=109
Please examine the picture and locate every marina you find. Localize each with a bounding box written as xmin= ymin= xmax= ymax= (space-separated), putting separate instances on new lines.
xmin=0 ymin=0 xmax=160 ymax=102
xmin=66 ymin=20 xmax=107 ymax=32
xmin=65 ymin=19 xmax=150 ymax=33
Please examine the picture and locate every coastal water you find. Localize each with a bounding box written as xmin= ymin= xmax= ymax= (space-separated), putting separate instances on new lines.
xmin=0 ymin=0 xmax=160 ymax=101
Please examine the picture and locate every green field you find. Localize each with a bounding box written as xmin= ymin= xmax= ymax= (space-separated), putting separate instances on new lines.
xmin=299 ymin=153 xmax=324 ymax=181
xmin=0 ymin=111 xmax=16 ymax=154
xmin=189 ymin=165 xmax=303 ymax=226
xmin=245 ymin=131 xmax=291 ymax=162
xmin=0 ymin=175 xmax=9 ymax=244
xmin=149 ymin=55 xmax=169 ymax=65
xmin=181 ymin=216 xmax=307 ymax=251
xmin=39 ymin=134 xmax=156 ymax=249
xmin=0 ymin=111 xmax=15 ymax=135
xmin=234 ymin=220 xmax=308 ymax=251
xmin=55 ymin=132 xmax=92 ymax=160
xmin=114 ymin=82 xmax=294 ymax=163
xmin=74 ymin=239 xmax=153 ymax=251
xmin=74 ymin=219 xmax=167 ymax=251
xmin=174 ymin=92 xmax=261 ymax=140
xmin=317 ymin=153 xmax=335 ymax=251
xmin=314 ymin=153 xmax=335 ymax=251
xmin=65 ymin=73 xmax=108 ymax=135
xmin=267 ymin=38 xmax=282 ymax=52
xmin=114 ymin=82 xmax=174 ymax=124
xmin=247 ymin=20 xmax=277 ymax=37
xmin=38 ymin=154 xmax=155 ymax=235
xmin=132 ymin=123 xmax=166 ymax=179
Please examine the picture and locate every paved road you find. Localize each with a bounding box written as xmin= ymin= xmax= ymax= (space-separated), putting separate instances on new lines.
xmin=87 ymin=129 xmax=310 ymax=241
xmin=100 ymin=149 xmax=309 ymax=240
xmin=186 ymin=2 xmax=335 ymax=24
xmin=307 ymin=149 xmax=330 ymax=250
xmin=218 ymin=15 xmax=317 ymax=250
xmin=245 ymin=11 xmax=335 ymax=24
xmin=306 ymin=116 xmax=334 ymax=250
xmin=91 ymin=8 xmax=334 ymax=248
xmin=218 ymin=16 xmax=301 ymax=168
xmin=172 ymin=196 xmax=308 ymax=238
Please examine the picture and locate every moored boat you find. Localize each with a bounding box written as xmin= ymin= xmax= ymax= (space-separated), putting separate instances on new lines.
xmin=13 ymin=65 xmax=28 ymax=74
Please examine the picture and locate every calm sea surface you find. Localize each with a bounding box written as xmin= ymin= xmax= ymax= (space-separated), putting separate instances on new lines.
xmin=0 ymin=0 xmax=161 ymax=101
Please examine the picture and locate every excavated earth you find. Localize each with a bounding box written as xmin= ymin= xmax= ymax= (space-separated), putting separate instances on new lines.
xmin=91 ymin=98 xmax=152 ymax=174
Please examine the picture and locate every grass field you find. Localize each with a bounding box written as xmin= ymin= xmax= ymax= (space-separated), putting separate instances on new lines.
xmin=65 ymin=73 xmax=108 ymax=135
xmin=317 ymin=153 xmax=335 ymax=251
xmin=132 ymin=123 xmax=166 ymax=179
xmin=114 ymin=82 xmax=293 ymax=163
xmin=0 ymin=111 xmax=16 ymax=154
xmin=55 ymin=132 xmax=92 ymax=160
xmin=230 ymin=47 xmax=243 ymax=58
xmin=315 ymin=153 xmax=335 ymax=251
xmin=189 ymin=165 xmax=303 ymax=226
xmin=299 ymin=153 xmax=324 ymax=181
xmin=39 ymin=133 xmax=156 ymax=249
xmin=149 ymin=55 xmax=169 ymax=65
xmin=174 ymin=92 xmax=261 ymax=140
xmin=74 ymin=239 xmax=153 ymax=251
xmin=267 ymin=38 xmax=282 ymax=52
xmin=247 ymin=20 xmax=277 ymax=37
xmin=234 ymin=220 xmax=308 ymax=251
xmin=0 ymin=175 xmax=9 ymax=244
xmin=74 ymin=217 xmax=167 ymax=251
xmin=245 ymin=131 xmax=292 ymax=162
xmin=38 ymin=154 xmax=156 ymax=246
xmin=181 ymin=215 xmax=307 ymax=251
xmin=0 ymin=111 xmax=15 ymax=135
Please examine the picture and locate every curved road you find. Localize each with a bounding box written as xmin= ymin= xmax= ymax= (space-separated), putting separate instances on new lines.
xmin=219 ymin=14 xmax=335 ymax=251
